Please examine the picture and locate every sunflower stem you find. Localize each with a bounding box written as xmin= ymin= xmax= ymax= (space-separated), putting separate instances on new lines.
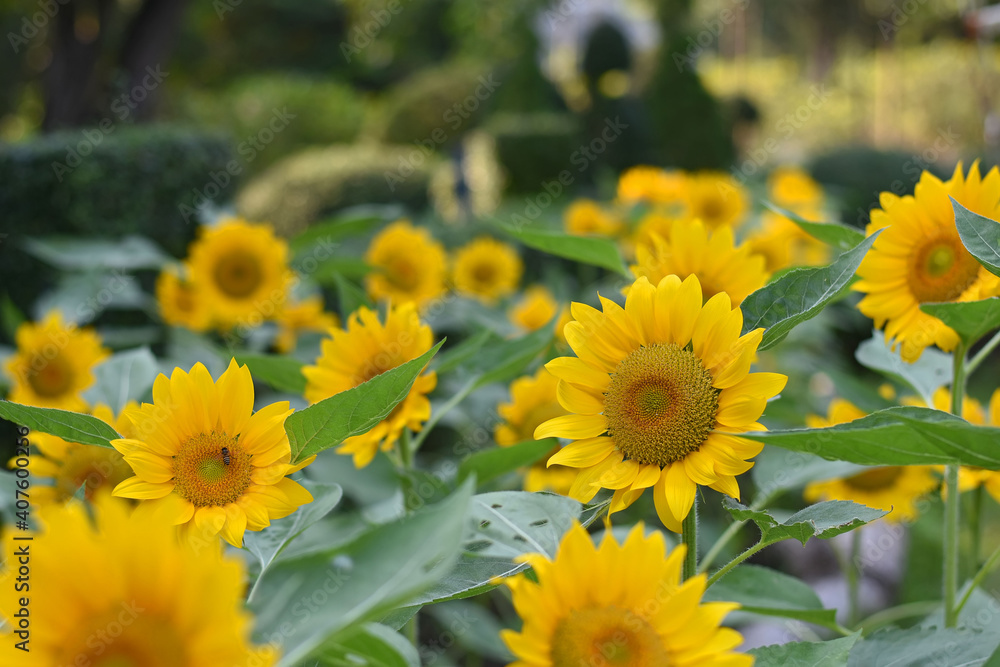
xmin=944 ymin=342 xmax=966 ymax=628
xmin=410 ymin=377 xmax=477 ymax=453
xmin=956 ymin=538 xmax=1000 ymax=617
xmin=845 ymin=529 xmax=861 ymax=628
xmin=970 ymin=486 xmax=983 ymax=574
xmin=698 ymin=491 xmax=777 ymax=573
xmin=682 ymin=500 xmax=698 ymax=581
xmin=705 ymin=540 xmax=768 ymax=588
xmin=967 ymin=329 xmax=1000 ymax=376
xmin=856 ymin=600 xmax=942 ymax=636
xmin=399 ymin=429 xmax=420 ymax=514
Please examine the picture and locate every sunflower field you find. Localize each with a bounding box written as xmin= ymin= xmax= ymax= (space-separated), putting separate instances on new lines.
xmin=6 ymin=1 xmax=1000 ymax=666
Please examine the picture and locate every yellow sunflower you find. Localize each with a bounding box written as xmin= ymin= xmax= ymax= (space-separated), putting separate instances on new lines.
xmin=365 ymin=219 xmax=449 ymax=309
xmin=0 ymin=494 xmax=276 ymax=666
xmin=155 ymin=266 xmax=212 ymax=332
xmin=185 ymin=217 xmax=294 ymax=330
xmin=564 ymin=199 xmax=624 ymax=237
xmin=629 ymin=211 xmax=678 ymax=253
xmin=501 ymin=521 xmax=751 ymax=667
xmin=23 ymin=402 xmax=137 ymax=506
xmin=535 ymin=274 xmax=786 ymax=532
xmin=453 ymin=237 xmax=523 ymax=303
xmin=4 ymin=311 xmax=109 ymax=412
xmin=804 ymin=398 xmax=938 ymax=522
xmin=508 ymin=285 xmax=567 ymax=338
xmin=274 ymin=296 xmax=340 ymax=354
xmin=629 ymin=220 xmax=769 ymax=306
xmin=746 ymin=210 xmax=830 ymax=273
xmin=111 ymin=359 xmax=313 ymax=548
xmin=768 ymin=166 xmax=824 ymax=211
xmin=617 ymin=165 xmax=688 ymax=208
xmin=302 ymin=302 xmax=437 ymax=468
xmin=855 ymin=162 xmax=1000 ymax=362
xmin=495 ymin=367 xmax=576 ymax=495
xmin=682 ymin=172 xmax=749 ymax=230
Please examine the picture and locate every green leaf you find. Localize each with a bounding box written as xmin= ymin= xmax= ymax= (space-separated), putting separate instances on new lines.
xmin=312 ymin=256 xmax=371 ymax=281
xmin=751 ymin=446 xmax=869 ymax=496
xmin=310 ymin=623 xmax=420 ymax=667
xmin=0 ymin=295 xmax=25 ymax=341
xmin=501 ymin=226 xmax=628 ymax=275
xmin=750 ymin=633 xmax=861 ymax=666
xmin=458 ymin=325 xmax=553 ymax=390
xmin=704 ymin=564 xmax=841 ymax=630
xmin=764 ymin=201 xmax=865 ymax=251
xmin=723 ymin=498 xmax=886 ymax=546
xmin=456 ymin=439 xmax=554 ymax=486
xmin=855 ymin=330 xmax=951 ymax=407
xmin=285 ymin=340 xmax=444 ymax=464
xmin=330 ymin=272 xmax=374 ymax=317
xmin=424 ymin=601 xmax=513 ymax=663
xmin=741 ymin=231 xmax=879 ymax=350
xmin=290 ymin=205 xmax=402 ymax=256
xmin=233 ymin=353 xmax=306 ymax=394
xmin=22 ymin=235 xmax=172 ymax=270
xmin=431 ymin=329 xmax=500 ymax=374
xmin=81 ymin=347 xmax=159 ymax=413
xmin=920 ymin=298 xmax=1000 ymax=346
xmin=954 ymin=196 xmax=1000 ymax=278
xmin=849 ymin=625 xmax=1000 ymax=667
xmin=251 ymin=480 xmax=472 ymax=667
xmin=0 ymin=401 xmax=120 ymax=447
xmin=742 ymin=406 xmax=1000 ymax=468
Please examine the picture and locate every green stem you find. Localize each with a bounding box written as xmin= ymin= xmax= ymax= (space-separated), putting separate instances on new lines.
xmin=970 ymin=486 xmax=984 ymax=574
xmin=698 ymin=491 xmax=777 ymax=573
xmin=857 ymin=601 xmax=942 ymax=636
xmin=405 ymin=613 xmax=419 ymax=648
xmin=399 ymin=429 xmax=421 ymax=514
xmin=705 ymin=540 xmax=768 ymax=588
xmin=944 ymin=341 xmax=967 ymax=628
xmin=955 ymin=540 xmax=1000 ymax=617
xmin=846 ymin=529 xmax=861 ymax=628
xmin=410 ymin=377 xmax=478 ymax=453
xmin=967 ymin=329 xmax=1000 ymax=376
xmin=682 ymin=499 xmax=698 ymax=582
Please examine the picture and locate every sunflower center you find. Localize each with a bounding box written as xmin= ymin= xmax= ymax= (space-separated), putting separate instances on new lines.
xmin=697 ymin=198 xmax=723 ymax=223
xmin=844 ymin=467 xmax=904 ymax=492
xmin=472 ymin=262 xmax=497 ymax=285
xmin=213 ymin=250 xmax=263 ymax=298
xmin=171 ymin=431 xmax=252 ymax=507
xmin=64 ymin=609 xmax=187 ymax=667
xmin=387 ymin=256 xmax=420 ymax=290
xmin=909 ymin=235 xmax=981 ymax=303
xmin=603 ymin=343 xmax=719 ymax=466
xmin=551 ymin=606 xmax=669 ymax=667
xmin=26 ymin=353 xmax=74 ymax=398
xmin=58 ymin=447 xmax=133 ymax=501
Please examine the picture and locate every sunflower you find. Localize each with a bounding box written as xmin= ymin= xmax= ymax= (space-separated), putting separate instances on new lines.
xmin=803 ymin=398 xmax=938 ymax=522
xmin=629 ymin=211 xmax=679 ymax=253
xmin=453 ymin=237 xmax=523 ymax=303
xmin=508 ymin=285 xmax=566 ymax=337
xmin=501 ymin=521 xmax=751 ymax=667
xmin=629 ymin=220 xmax=769 ymax=306
xmin=768 ymin=166 xmax=824 ymax=211
xmin=365 ymin=220 xmax=449 ymax=309
xmin=155 ymin=266 xmax=212 ymax=332
xmin=855 ymin=162 xmax=1000 ymax=362
xmin=535 ymin=274 xmax=786 ymax=532
xmin=4 ymin=311 xmax=109 ymax=411
xmin=274 ymin=296 xmax=340 ymax=354
xmin=302 ymin=302 xmax=437 ymax=468
xmin=0 ymin=494 xmax=277 ymax=666
xmin=682 ymin=172 xmax=749 ymax=230
xmin=746 ymin=210 xmax=829 ymax=273
xmin=564 ymin=199 xmax=623 ymax=237
xmin=111 ymin=359 xmax=313 ymax=548
xmin=185 ymin=218 xmax=294 ymax=330
xmin=617 ymin=165 xmax=688 ymax=208
xmin=23 ymin=403 xmax=137 ymax=506
xmin=495 ymin=368 xmax=576 ymax=495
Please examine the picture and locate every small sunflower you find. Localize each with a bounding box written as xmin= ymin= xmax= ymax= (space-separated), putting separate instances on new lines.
xmin=501 ymin=521 xmax=751 ymax=667
xmin=536 ymin=274 xmax=786 ymax=532
xmin=4 ymin=311 xmax=109 ymax=411
xmin=495 ymin=368 xmax=576 ymax=495
xmin=155 ymin=266 xmax=212 ymax=332
xmin=111 ymin=359 xmax=313 ymax=548
xmin=508 ymin=285 xmax=566 ymax=337
xmin=768 ymin=166 xmax=824 ymax=211
xmin=855 ymin=162 xmax=1000 ymax=362
xmin=629 ymin=211 xmax=678 ymax=253
xmin=365 ymin=220 xmax=449 ymax=309
xmin=0 ymin=495 xmax=277 ymax=666
xmin=746 ymin=210 xmax=829 ymax=273
xmin=186 ymin=218 xmax=294 ymax=330
xmin=682 ymin=172 xmax=749 ymax=230
xmin=274 ymin=296 xmax=340 ymax=354
xmin=617 ymin=165 xmax=688 ymax=208
xmin=23 ymin=403 xmax=137 ymax=506
xmin=564 ymin=199 xmax=624 ymax=237
xmin=453 ymin=237 xmax=523 ymax=303
xmin=303 ymin=302 xmax=437 ymax=468
xmin=629 ymin=220 xmax=769 ymax=306
xmin=804 ymin=398 xmax=938 ymax=522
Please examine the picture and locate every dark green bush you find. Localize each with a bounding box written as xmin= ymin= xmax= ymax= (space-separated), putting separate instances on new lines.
xmin=485 ymin=113 xmax=582 ymax=193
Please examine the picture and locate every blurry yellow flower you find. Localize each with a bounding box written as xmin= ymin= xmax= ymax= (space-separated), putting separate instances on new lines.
xmin=274 ymin=296 xmax=339 ymax=354
xmin=495 ymin=368 xmax=576 ymax=495
xmin=855 ymin=162 xmax=1000 ymax=362
xmin=768 ymin=166 xmax=824 ymax=211
xmin=628 ymin=211 xmax=678 ymax=252
xmin=508 ymin=285 xmax=566 ymax=337
xmin=683 ymin=171 xmax=749 ymax=230
xmin=112 ymin=360 xmax=313 ymax=548
xmin=746 ymin=210 xmax=830 ymax=273
xmin=303 ymin=302 xmax=437 ymax=468
xmin=453 ymin=237 xmax=523 ymax=303
xmin=0 ymin=495 xmax=277 ymax=666
xmin=365 ymin=220 xmax=449 ymax=309
xmin=617 ymin=165 xmax=687 ymax=207
xmin=501 ymin=521 xmax=751 ymax=667
xmin=156 ymin=266 xmax=212 ymax=332
xmin=563 ymin=199 xmax=623 ymax=237
xmin=5 ymin=311 xmax=109 ymax=411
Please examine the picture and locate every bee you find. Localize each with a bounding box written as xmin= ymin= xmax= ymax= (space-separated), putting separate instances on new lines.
xmin=221 ymin=447 xmax=231 ymax=466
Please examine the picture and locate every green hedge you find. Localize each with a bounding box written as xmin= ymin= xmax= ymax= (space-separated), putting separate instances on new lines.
xmin=485 ymin=113 xmax=582 ymax=194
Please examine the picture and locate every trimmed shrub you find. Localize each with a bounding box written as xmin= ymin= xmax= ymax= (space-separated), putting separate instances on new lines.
xmin=484 ymin=113 xmax=582 ymax=193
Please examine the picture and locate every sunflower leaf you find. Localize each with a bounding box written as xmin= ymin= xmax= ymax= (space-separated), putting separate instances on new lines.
xmin=310 ymin=623 xmax=420 ymax=667
xmin=500 ymin=226 xmax=628 ymax=275
xmin=749 ymin=633 xmax=861 ymax=666
xmin=764 ymin=201 xmax=865 ymax=251
xmin=741 ymin=405 xmax=1000 ymax=468
xmin=849 ymin=625 xmax=1000 ymax=667
xmin=855 ymin=330 xmax=951 ymax=408
xmin=722 ymin=498 xmax=886 ymax=546
xmin=0 ymin=401 xmax=120 ymax=447
xmin=920 ymin=298 xmax=1000 ymax=347
xmin=285 ymin=339 xmax=444 ymax=464
xmin=456 ymin=438 xmax=555 ymax=487
xmin=741 ymin=231 xmax=880 ymax=350
xmin=233 ymin=353 xmax=306 ymax=394
xmin=953 ymin=196 xmax=1000 ymax=278
xmin=81 ymin=347 xmax=159 ymax=413
xmin=460 ymin=324 xmax=554 ymax=390
xmin=22 ymin=235 xmax=171 ymax=270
